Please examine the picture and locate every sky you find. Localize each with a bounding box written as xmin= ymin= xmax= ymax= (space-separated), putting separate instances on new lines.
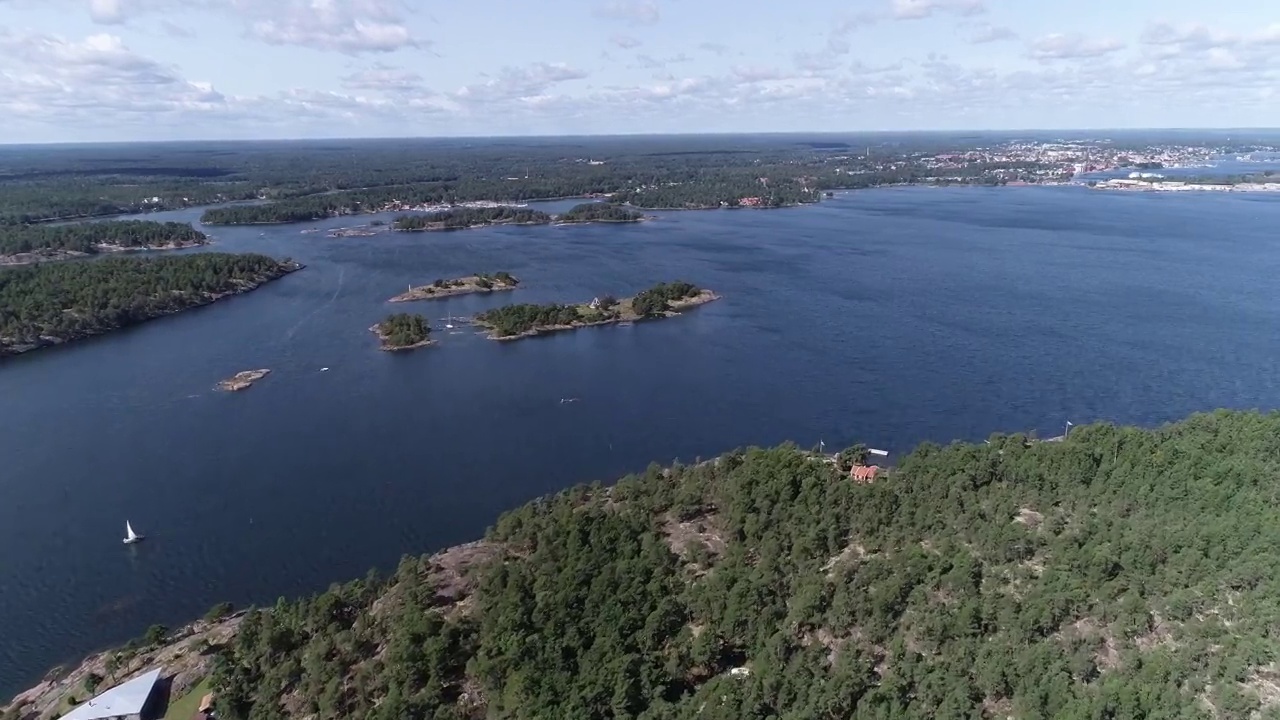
xmin=0 ymin=0 xmax=1277 ymax=143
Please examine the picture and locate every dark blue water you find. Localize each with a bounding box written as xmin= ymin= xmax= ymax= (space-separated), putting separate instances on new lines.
xmin=4 ymin=186 xmax=1280 ymax=697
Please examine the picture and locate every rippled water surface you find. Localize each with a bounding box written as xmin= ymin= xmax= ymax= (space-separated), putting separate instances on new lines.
xmin=4 ymin=187 xmax=1280 ymax=696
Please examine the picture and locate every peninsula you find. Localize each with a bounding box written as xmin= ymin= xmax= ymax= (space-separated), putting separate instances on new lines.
xmin=216 ymin=369 xmax=270 ymax=392
xmin=473 ymin=281 xmax=718 ymax=340
xmin=388 ymin=272 xmax=519 ymax=303
xmin=0 ymin=254 xmax=302 ymax=358
xmin=370 ymin=313 xmax=434 ymax=351
xmin=0 ymin=220 xmax=207 ymax=265
xmin=5 ymin=411 xmax=1276 ymax=720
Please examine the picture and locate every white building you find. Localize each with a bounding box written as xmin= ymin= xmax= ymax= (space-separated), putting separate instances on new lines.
xmin=57 ymin=667 xmax=164 ymax=720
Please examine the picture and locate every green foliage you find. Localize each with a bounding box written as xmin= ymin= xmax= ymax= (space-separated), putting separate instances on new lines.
xmin=474 ymin=302 xmax=587 ymax=338
xmin=0 ymin=253 xmax=294 ymax=356
xmin=143 ymin=624 xmax=169 ymax=647
xmin=82 ymin=673 xmax=102 ymax=694
xmin=392 ymin=207 xmax=551 ymax=231
xmin=0 ymin=220 xmax=205 ymax=258
xmin=205 ymin=602 xmax=235 ymax=623
xmin=557 ymin=202 xmax=644 ymax=223
xmin=837 ymin=444 xmax=870 ymax=471
xmin=376 ymin=313 xmax=431 ymax=347
xmin=631 ymin=281 xmax=699 ymax=317
xmin=209 ymin=411 xmax=1280 ymax=719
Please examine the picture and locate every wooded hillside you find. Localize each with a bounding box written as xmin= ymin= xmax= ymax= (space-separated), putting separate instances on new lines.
xmin=205 ymin=410 xmax=1280 ymax=720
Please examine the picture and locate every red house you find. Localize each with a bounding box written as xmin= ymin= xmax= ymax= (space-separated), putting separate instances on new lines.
xmin=851 ymin=465 xmax=880 ymax=484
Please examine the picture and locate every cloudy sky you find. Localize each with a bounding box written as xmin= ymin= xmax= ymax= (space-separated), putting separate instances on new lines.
xmin=1 ymin=0 xmax=1277 ymax=143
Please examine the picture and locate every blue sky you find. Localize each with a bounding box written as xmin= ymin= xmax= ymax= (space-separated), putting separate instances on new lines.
xmin=0 ymin=0 xmax=1277 ymax=142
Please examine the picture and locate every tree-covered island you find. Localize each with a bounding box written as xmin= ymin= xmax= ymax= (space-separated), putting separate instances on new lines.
xmin=474 ymin=281 xmax=718 ymax=340
xmin=388 ymin=272 xmax=519 ymax=303
xmin=370 ymin=313 xmax=434 ymax=351
xmin=392 ymin=207 xmax=552 ymax=231
xmin=556 ymin=202 xmax=646 ymax=223
xmin=0 ymin=220 xmax=207 ymax=265
xmin=0 ymin=253 xmax=301 ymax=358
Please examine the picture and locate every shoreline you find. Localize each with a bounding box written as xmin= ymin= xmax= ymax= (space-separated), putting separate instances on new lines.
xmin=0 ymin=261 xmax=303 ymax=358
xmin=0 ymin=239 xmax=208 ymax=267
xmin=477 ymin=289 xmax=720 ymax=341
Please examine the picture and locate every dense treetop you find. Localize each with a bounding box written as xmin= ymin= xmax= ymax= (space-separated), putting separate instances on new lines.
xmin=474 ymin=281 xmax=702 ymax=337
xmin=202 ymin=410 xmax=1280 ymax=719
xmin=392 ymin=207 xmax=552 ymax=231
xmin=558 ymin=202 xmax=646 ymax=222
xmin=0 ymin=220 xmax=206 ymax=258
xmin=0 ymin=253 xmax=294 ymax=356
xmin=374 ymin=313 xmax=431 ymax=348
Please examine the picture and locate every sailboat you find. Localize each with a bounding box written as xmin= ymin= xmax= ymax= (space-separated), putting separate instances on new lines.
xmin=444 ymin=314 xmax=454 ymax=330
xmin=123 ymin=521 xmax=144 ymax=545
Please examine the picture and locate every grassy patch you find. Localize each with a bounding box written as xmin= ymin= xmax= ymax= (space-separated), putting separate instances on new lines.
xmin=163 ymin=677 xmax=211 ymax=720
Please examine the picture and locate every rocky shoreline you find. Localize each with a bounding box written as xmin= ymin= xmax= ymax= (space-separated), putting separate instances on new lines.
xmin=388 ymin=274 xmax=519 ymax=303
xmin=216 ymin=369 xmax=270 ymax=391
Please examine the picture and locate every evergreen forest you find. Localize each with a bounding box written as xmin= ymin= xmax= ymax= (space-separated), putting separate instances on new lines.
xmin=0 ymin=253 xmax=295 ymax=356
xmin=0 ymin=220 xmax=206 ymax=258
xmin=206 ymin=410 xmax=1280 ymax=719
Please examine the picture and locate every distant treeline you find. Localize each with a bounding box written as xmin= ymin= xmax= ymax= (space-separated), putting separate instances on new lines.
xmin=393 ymin=207 xmax=552 ymax=231
xmin=558 ymin=202 xmax=645 ymax=222
xmin=0 ymin=220 xmax=206 ymax=258
xmin=0 ymin=253 xmax=295 ymax=356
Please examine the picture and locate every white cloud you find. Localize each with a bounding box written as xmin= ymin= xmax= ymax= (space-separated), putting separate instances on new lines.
xmin=88 ymin=0 xmax=126 ymax=24
xmin=594 ymin=0 xmax=660 ymax=26
xmin=341 ymin=63 xmax=424 ymax=92
xmin=891 ymin=0 xmax=985 ymax=20
xmin=970 ymin=24 xmax=1017 ymax=44
xmin=246 ymin=0 xmax=420 ymax=54
xmin=698 ymin=41 xmax=729 ymax=56
xmin=454 ymin=62 xmax=588 ymax=104
xmin=610 ymin=33 xmax=642 ymax=49
xmin=1028 ymin=33 xmax=1125 ymax=60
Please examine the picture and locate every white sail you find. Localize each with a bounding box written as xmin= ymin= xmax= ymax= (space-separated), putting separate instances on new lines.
xmin=123 ymin=521 xmax=142 ymax=544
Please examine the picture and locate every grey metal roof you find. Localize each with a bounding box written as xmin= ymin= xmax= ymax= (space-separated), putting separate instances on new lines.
xmin=57 ymin=667 xmax=163 ymax=720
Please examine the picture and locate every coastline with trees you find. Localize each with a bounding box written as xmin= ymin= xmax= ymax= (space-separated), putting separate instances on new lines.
xmin=0 ymin=220 xmax=208 ymax=265
xmin=473 ymin=281 xmax=718 ymax=340
xmin=7 ymin=411 xmax=1280 ymax=719
xmin=0 ymin=253 xmax=301 ymax=358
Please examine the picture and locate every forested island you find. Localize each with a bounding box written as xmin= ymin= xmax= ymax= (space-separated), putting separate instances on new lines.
xmin=474 ymin=281 xmax=718 ymax=339
xmin=10 ymin=410 xmax=1280 ymax=719
xmin=370 ymin=313 xmax=433 ymax=351
xmin=0 ymin=253 xmax=301 ymax=357
xmin=392 ymin=207 xmax=551 ymax=231
xmin=0 ymin=220 xmax=207 ymax=264
xmin=388 ymin=272 xmax=519 ymax=303
xmin=556 ymin=202 xmax=646 ymax=223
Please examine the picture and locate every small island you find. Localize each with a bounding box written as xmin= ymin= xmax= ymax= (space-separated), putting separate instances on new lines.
xmin=393 ymin=207 xmax=552 ymax=231
xmin=217 ymin=369 xmax=271 ymax=392
xmin=555 ymin=202 xmax=646 ymax=224
xmin=370 ymin=313 xmax=435 ymax=351
xmin=474 ymin=281 xmax=719 ymax=340
xmin=389 ymin=272 xmax=520 ymax=303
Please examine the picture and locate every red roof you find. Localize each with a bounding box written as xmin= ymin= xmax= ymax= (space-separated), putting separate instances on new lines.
xmin=851 ymin=465 xmax=880 ymax=482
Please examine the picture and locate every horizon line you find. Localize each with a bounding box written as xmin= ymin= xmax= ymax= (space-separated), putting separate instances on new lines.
xmin=4 ymin=126 xmax=1280 ymax=149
